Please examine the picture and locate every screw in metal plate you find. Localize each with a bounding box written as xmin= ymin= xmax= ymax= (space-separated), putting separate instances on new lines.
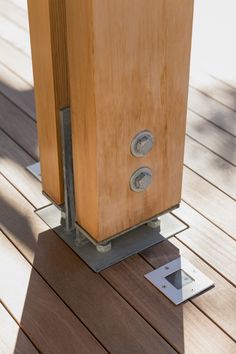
xmin=130 ymin=167 xmax=153 ymax=192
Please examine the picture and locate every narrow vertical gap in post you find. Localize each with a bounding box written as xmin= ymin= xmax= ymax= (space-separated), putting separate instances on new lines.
xmin=60 ymin=107 xmax=76 ymax=232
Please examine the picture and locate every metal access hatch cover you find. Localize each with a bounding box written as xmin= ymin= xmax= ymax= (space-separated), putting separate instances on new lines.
xmin=145 ymin=257 xmax=214 ymax=305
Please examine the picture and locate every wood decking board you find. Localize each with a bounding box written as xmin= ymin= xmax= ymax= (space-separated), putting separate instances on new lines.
xmin=0 ymin=93 xmax=37 ymax=159
xmin=188 ymin=87 xmax=236 ymax=136
xmin=0 ymin=0 xmax=235 ymax=352
xmin=187 ymin=110 xmax=236 ymax=166
xmin=190 ymin=72 xmax=236 ymax=111
xmin=0 ymin=0 xmax=29 ymax=31
xmin=170 ymin=238 xmax=236 ymax=341
xmin=173 ymin=201 xmax=236 ymax=285
xmin=184 ymin=136 xmax=236 ymax=199
xmin=102 ymin=252 xmax=235 ymax=354
xmin=0 ymin=302 xmax=39 ymax=354
xmin=0 ymin=129 xmax=48 ymax=208
xmin=0 ymin=230 xmax=106 ymax=354
xmin=183 ymin=167 xmax=236 ymax=240
xmin=0 ymin=175 xmax=176 ymax=354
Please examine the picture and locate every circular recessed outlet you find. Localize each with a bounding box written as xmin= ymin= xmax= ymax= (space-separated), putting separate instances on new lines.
xmin=131 ymin=130 xmax=154 ymax=157
xmin=130 ymin=167 xmax=153 ymax=192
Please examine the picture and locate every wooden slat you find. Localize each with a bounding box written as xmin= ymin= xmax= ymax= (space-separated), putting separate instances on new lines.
xmin=170 ymin=238 xmax=236 ymax=340
xmin=0 ymin=129 xmax=48 ymax=208
xmin=0 ymin=0 xmax=29 ymax=31
xmin=183 ymin=167 xmax=236 ymax=239
xmin=187 ymin=110 xmax=236 ymax=166
xmin=27 ymin=0 xmax=69 ymax=205
xmin=173 ymin=201 xmax=236 ymax=285
xmin=0 ymin=15 xmax=31 ymax=56
xmin=103 ymin=245 xmax=235 ymax=354
xmin=0 ymin=302 xmax=39 ymax=354
xmin=66 ymin=0 xmax=193 ymax=240
xmin=188 ymin=87 xmax=236 ymax=136
xmin=0 ymin=93 xmax=37 ymax=159
xmin=184 ymin=136 xmax=236 ymax=199
xmin=0 ymin=37 xmax=33 ymax=84
xmin=190 ymin=72 xmax=236 ymax=111
xmin=11 ymin=0 xmax=27 ymax=12
xmin=0 ymin=230 xmax=106 ymax=354
xmin=0 ymin=175 xmax=176 ymax=354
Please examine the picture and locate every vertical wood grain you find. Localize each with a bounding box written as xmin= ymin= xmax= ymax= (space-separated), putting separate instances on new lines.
xmin=27 ymin=0 xmax=69 ymax=204
xmin=66 ymin=0 xmax=194 ymax=241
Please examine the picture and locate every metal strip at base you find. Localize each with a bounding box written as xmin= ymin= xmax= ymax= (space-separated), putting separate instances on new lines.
xmin=36 ymin=204 xmax=188 ymax=272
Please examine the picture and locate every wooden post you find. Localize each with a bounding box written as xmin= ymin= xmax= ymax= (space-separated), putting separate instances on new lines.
xmin=66 ymin=0 xmax=193 ymax=242
xmin=27 ymin=0 xmax=69 ymax=205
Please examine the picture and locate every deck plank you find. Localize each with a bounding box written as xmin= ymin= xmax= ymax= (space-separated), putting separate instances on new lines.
xmin=0 ymin=93 xmax=37 ymax=159
xmin=0 ymin=302 xmax=39 ymax=354
xmin=173 ymin=201 xmax=236 ymax=285
xmin=0 ymin=0 xmax=29 ymax=31
xmin=184 ymin=136 xmax=236 ymax=199
xmin=183 ymin=167 xmax=236 ymax=239
xmin=188 ymin=87 xmax=236 ymax=136
xmin=103 ymin=249 xmax=235 ymax=354
xmin=0 ymin=129 xmax=48 ymax=208
xmin=187 ymin=110 xmax=236 ymax=166
xmin=170 ymin=238 xmax=236 ymax=341
xmin=0 ymin=175 xmax=175 ymax=354
xmin=0 ymin=230 xmax=106 ymax=354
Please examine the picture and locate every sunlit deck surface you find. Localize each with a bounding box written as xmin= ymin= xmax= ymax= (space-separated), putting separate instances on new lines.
xmin=0 ymin=1 xmax=235 ymax=353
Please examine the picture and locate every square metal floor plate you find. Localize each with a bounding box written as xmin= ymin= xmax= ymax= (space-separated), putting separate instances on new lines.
xmin=36 ymin=204 xmax=188 ymax=272
xmin=27 ymin=162 xmax=41 ymax=181
xmin=145 ymin=257 xmax=214 ymax=305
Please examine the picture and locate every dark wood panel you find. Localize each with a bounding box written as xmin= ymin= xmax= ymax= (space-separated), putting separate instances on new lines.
xmin=0 ymin=302 xmax=39 ymax=354
xmin=0 ymin=174 xmax=175 ymax=354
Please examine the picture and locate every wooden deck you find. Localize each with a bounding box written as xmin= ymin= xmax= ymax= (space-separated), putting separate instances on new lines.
xmin=0 ymin=1 xmax=235 ymax=353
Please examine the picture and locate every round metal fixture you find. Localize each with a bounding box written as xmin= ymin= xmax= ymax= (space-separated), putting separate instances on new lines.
xmin=131 ymin=130 xmax=154 ymax=157
xmin=130 ymin=167 xmax=153 ymax=192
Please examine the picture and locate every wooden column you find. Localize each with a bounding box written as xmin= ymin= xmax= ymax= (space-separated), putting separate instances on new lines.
xmin=67 ymin=0 xmax=194 ymax=242
xmin=28 ymin=0 xmax=69 ymax=205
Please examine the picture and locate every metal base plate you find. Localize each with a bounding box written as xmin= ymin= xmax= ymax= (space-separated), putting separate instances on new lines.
xmin=145 ymin=257 xmax=214 ymax=305
xmin=36 ymin=204 xmax=187 ymax=272
xmin=27 ymin=162 xmax=41 ymax=181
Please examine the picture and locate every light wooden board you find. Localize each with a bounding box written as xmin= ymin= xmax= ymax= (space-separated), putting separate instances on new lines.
xmin=184 ymin=136 xmax=236 ymax=199
xmin=190 ymin=72 xmax=236 ymax=111
xmin=0 ymin=93 xmax=37 ymax=159
xmin=173 ymin=201 xmax=236 ymax=285
xmin=0 ymin=0 xmax=29 ymax=31
xmin=188 ymin=87 xmax=236 ymax=136
xmin=0 ymin=129 xmax=48 ymax=208
xmin=170 ymin=238 xmax=236 ymax=341
xmin=28 ymin=0 xmax=70 ymax=205
xmin=183 ymin=167 xmax=236 ymax=239
xmin=66 ymin=0 xmax=193 ymax=240
xmin=0 ymin=230 xmax=106 ymax=354
xmin=0 ymin=175 xmax=175 ymax=354
xmin=0 ymin=37 xmax=33 ymax=84
xmin=103 ymin=244 xmax=235 ymax=354
xmin=187 ymin=110 xmax=236 ymax=166
xmin=0 ymin=302 xmax=39 ymax=354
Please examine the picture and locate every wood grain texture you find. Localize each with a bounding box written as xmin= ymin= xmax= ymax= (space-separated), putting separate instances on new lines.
xmin=183 ymin=167 xmax=236 ymax=239
xmin=27 ymin=0 xmax=69 ymax=204
xmin=173 ymin=201 xmax=236 ymax=285
xmin=0 ymin=230 xmax=105 ymax=354
xmin=66 ymin=0 xmax=193 ymax=240
xmin=184 ymin=136 xmax=236 ymax=199
xmin=0 ymin=303 xmax=39 ymax=354
xmin=170 ymin=238 xmax=236 ymax=341
xmin=103 ymin=243 xmax=235 ymax=354
xmin=0 ymin=175 xmax=176 ymax=354
xmin=187 ymin=110 xmax=236 ymax=166
xmin=0 ymin=129 xmax=48 ymax=208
